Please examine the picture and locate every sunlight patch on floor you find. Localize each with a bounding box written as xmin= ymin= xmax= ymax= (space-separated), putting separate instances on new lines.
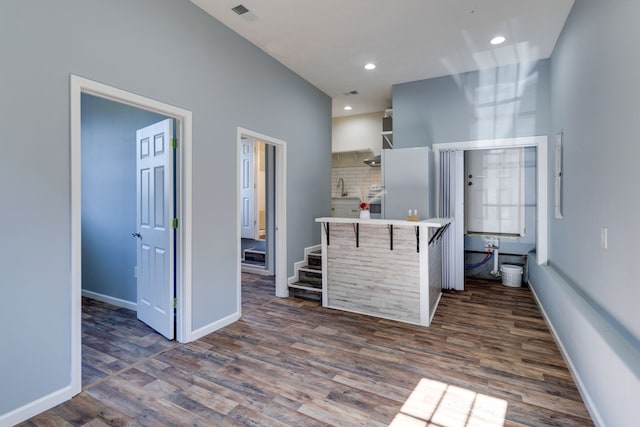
xmin=389 ymin=378 xmax=508 ymax=427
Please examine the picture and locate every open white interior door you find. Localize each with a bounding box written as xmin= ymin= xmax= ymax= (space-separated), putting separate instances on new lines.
xmin=241 ymin=138 xmax=255 ymax=239
xmin=135 ymin=119 xmax=174 ymax=340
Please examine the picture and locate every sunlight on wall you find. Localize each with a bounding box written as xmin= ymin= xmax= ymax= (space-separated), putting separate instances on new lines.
xmin=446 ymin=60 xmax=540 ymax=141
xmin=389 ymin=378 xmax=508 ymax=427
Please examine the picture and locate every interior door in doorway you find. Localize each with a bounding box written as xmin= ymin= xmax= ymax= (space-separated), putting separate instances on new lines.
xmin=135 ymin=119 xmax=175 ymax=340
xmin=465 ymin=148 xmax=524 ymax=236
xmin=241 ymin=138 xmax=255 ymax=239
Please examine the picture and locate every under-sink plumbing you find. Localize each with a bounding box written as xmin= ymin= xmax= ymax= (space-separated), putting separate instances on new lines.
xmin=490 ymin=248 xmax=501 ymax=277
xmin=337 ymin=178 xmax=347 ymax=197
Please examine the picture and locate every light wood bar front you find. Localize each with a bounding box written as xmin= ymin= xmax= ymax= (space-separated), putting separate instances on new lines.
xmin=315 ymin=217 xmax=451 ymax=326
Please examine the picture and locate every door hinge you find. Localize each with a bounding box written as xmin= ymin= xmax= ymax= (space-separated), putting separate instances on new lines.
xmin=172 ymin=138 xmax=178 ymax=149
xmin=172 ymin=218 xmax=179 ymax=229
xmin=173 ymin=298 xmax=177 ymax=308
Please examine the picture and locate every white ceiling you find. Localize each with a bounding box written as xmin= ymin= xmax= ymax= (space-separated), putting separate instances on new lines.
xmin=191 ymin=0 xmax=574 ymax=117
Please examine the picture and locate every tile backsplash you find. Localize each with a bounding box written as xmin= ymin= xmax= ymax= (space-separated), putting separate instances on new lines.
xmin=332 ymin=166 xmax=381 ymax=201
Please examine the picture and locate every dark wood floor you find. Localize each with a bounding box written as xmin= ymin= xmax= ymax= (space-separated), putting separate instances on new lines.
xmin=21 ymin=276 xmax=593 ymax=426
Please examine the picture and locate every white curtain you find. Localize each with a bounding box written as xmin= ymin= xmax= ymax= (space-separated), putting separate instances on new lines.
xmin=439 ymin=150 xmax=464 ymax=290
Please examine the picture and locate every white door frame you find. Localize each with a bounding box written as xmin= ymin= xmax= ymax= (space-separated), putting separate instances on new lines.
xmin=433 ymin=136 xmax=548 ymax=287
xmin=70 ymin=75 xmax=193 ymax=396
xmin=236 ymin=127 xmax=288 ymax=311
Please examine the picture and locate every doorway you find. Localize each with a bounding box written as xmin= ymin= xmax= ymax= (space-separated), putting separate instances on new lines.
xmin=240 ymin=137 xmax=275 ymax=275
xmin=236 ymin=127 xmax=288 ymax=313
xmin=433 ymin=136 xmax=548 ymax=291
xmin=81 ymin=94 xmax=175 ymax=336
xmin=70 ymin=75 xmax=193 ymax=396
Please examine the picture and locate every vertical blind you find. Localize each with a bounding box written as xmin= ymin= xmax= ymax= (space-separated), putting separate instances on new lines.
xmin=439 ymin=150 xmax=463 ymax=290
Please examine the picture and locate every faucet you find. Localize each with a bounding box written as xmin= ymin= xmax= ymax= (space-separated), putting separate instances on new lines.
xmin=337 ymin=178 xmax=347 ymax=197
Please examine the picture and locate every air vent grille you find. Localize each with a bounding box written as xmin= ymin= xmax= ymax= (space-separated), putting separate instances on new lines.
xmin=232 ymin=4 xmax=250 ymax=15
xmin=342 ymin=90 xmax=359 ymax=96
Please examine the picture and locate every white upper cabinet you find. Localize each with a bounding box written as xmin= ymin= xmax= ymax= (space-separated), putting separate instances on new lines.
xmin=332 ymin=112 xmax=383 ymax=154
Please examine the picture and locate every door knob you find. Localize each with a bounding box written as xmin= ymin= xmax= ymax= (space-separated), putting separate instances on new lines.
xmin=131 ymin=232 xmax=141 ymax=239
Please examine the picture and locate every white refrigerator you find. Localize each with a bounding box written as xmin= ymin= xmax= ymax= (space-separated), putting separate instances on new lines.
xmin=381 ymin=147 xmax=434 ymax=220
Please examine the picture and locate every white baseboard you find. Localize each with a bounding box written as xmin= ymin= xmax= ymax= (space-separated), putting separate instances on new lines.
xmin=187 ymin=311 xmax=240 ymax=342
xmin=0 ymin=384 xmax=75 ymax=426
xmin=241 ymin=264 xmax=271 ymax=275
xmin=528 ymin=282 xmax=604 ymax=427
xmin=82 ymin=289 xmax=137 ymax=311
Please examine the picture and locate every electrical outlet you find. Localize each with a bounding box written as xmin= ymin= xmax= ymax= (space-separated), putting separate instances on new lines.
xmin=483 ymin=237 xmax=500 ymax=249
xmin=601 ymin=227 xmax=608 ymax=249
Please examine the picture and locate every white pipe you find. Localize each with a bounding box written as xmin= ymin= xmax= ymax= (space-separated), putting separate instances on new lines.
xmin=491 ymin=248 xmax=500 ymax=276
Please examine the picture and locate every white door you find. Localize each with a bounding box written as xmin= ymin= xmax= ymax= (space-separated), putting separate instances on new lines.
xmin=465 ymin=148 xmax=524 ymax=236
xmin=135 ymin=119 xmax=174 ymax=339
xmin=240 ymin=138 xmax=255 ymax=239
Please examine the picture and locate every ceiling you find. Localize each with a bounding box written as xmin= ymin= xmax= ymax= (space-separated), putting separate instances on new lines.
xmin=191 ymin=0 xmax=574 ymax=118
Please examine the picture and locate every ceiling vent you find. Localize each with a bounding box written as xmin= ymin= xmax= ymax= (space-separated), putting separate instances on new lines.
xmin=343 ymin=90 xmax=359 ymax=96
xmin=231 ymin=4 xmax=250 ymax=15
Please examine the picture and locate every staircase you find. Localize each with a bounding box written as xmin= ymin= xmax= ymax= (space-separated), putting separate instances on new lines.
xmin=288 ymin=246 xmax=323 ymax=300
xmin=243 ymin=248 xmax=265 ymax=266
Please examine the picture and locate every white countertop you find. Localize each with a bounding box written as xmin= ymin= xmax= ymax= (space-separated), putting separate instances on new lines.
xmin=315 ymin=217 xmax=451 ymax=227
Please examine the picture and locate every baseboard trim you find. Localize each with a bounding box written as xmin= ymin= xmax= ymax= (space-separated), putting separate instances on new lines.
xmin=522 ymin=251 xmax=640 ymax=427
xmin=0 ymin=384 xmax=75 ymax=426
xmin=527 ymin=279 xmax=604 ymax=427
xmin=82 ymin=289 xmax=137 ymax=311
xmin=241 ymin=264 xmax=270 ymax=275
xmin=429 ymin=291 xmax=442 ymax=325
xmin=187 ymin=311 xmax=240 ymax=342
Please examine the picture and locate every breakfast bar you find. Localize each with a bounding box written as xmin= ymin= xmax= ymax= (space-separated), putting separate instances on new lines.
xmin=315 ymin=217 xmax=451 ymax=326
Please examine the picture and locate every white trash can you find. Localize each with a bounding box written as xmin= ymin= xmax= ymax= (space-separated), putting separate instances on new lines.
xmin=500 ymin=264 xmax=523 ymax=287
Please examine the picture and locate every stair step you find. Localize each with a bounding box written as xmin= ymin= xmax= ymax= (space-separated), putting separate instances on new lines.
xmin=288 ymin=286 xmax=322 ymax=301
xmin=244 ymin=249 xmax=265 ymax=263
xmin=307 ymin=253 xmax=322 ymax=268
xmin=298 ymin=269 xmax=322 ymax=285
xmin=289 ymin=281 xmax=322 ymax=292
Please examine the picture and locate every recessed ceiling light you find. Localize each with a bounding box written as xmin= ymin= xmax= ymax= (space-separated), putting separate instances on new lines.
xmin=344 ymin=106 xmax=352 ymax=111
xmin=490 ymin=35 xmax=506 ymax=45
xmin=364 ymin=63 xmax=376 ymax=70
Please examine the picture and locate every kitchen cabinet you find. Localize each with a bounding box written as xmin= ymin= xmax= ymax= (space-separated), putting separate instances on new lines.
xmin=331 ymin=197 xmax=360 ymax=218
xmin=332 ymin=112 xmax=383 ymax=154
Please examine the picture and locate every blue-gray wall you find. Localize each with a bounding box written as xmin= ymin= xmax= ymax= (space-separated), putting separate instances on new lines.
xmin=81 ymin=94 xmax=167 ymax=303
xmin=393 ymin=60 xmax=550 ymax=148
xmin=0 ymin=0 xmax=330 ymax=418
xmin=392 ymin=61 xmax=549 ymax=256
xmin=532 ymin=1 xmax=640 ymax=424
xmin=549 ymin=0 xmax=639 ymax=346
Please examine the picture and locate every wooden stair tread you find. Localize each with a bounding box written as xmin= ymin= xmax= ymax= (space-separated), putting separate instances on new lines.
xmin=289 ymin=282 xmax=322 ymax=292
xmin=244 ymin=249 xmax=265 ymax=255
xmin=299 ymin=266 xmax=322 ymax=274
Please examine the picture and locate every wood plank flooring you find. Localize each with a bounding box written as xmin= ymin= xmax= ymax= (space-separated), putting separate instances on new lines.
xmin=20 ymin=276 xmax=593 ymax=426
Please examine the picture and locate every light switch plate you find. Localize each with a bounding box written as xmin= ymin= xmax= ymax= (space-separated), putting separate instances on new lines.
xmin=601 ymin=227 xmax=608 ymax=249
